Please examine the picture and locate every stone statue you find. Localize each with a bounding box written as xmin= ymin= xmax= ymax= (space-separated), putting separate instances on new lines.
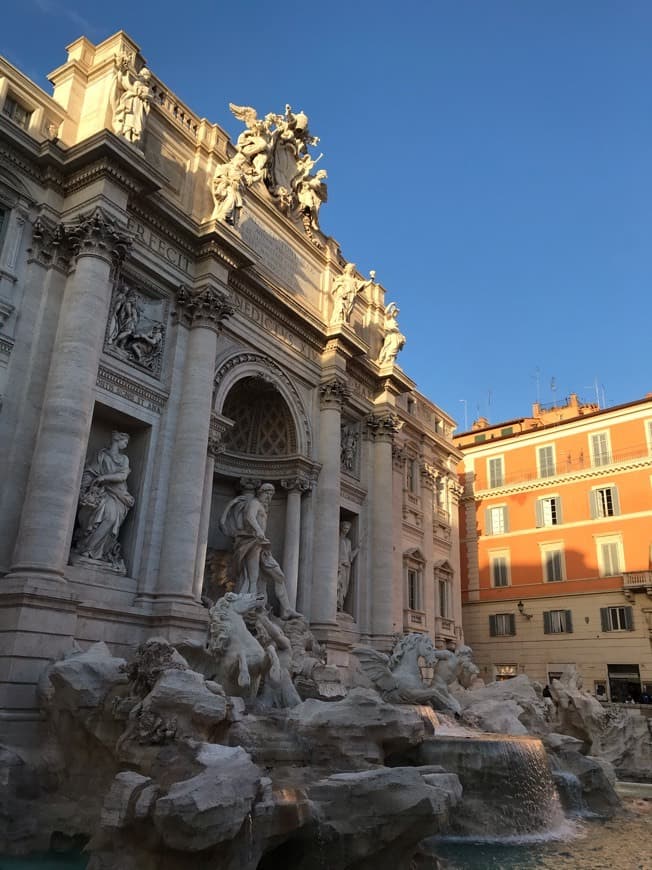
xmin=111 ymin=55 xmax=152 ymax=147
xmin=108 ymin=286 xmax=140 ymax=349
xmin=229 ymin=103 xmax=272 ymax=182
xmin=352 ymin=633 xmax=462 ymax=715
xmin=296 ymin=168 xmax=328 ymax=235
xmin=337 ymin=521 xmax=359 ymax=612
xmin=223 ymin=101 xmax=327 ymax=241
xmin=72 ymin=431 xmax=135 ymax=571
xmin=219 ymin=483 xmax=299 ymax=619
xmin=377 ymin=302 xmax=406 ymax=366
xmin=211 ymin=153 xmax=250 ymax=226
xmin=340 ymin=424 xmax=358 ymax=473
xmin=330 ymin=264 xmax=374 ymax=325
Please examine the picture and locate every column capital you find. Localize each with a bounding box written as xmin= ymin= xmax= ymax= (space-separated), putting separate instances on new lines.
xmin=207 ymin=415 xmax=234 ymax=458
xmin=391 ymin=443 xmax=407 ymax=469
xmin=176 ymin=282 xmax=234 ymax=332
xmin=319 ymin=376 xmax=350 ymax=409
xmin=28 ymin=215 xmax=69 ymax=270
xmin=420 ymin=462 xmax=440 ymax=490
xmin=66 ymin=207 xmax=132 ymax=267
xmin=281 ymin=475 xmax=313 ymax=494
xmin=366 ymin=412 xmax=402 ymax=443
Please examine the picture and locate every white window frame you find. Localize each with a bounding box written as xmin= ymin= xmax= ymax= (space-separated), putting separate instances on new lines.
xmin=536 ymin=495 xmax=562 ymax=527
xmin=589 ymin=430 xmax=612 ymax=467
xmin=486 ymin=504 xmax=508 ymax=535
xmin=489 ymin=549 xmax=511 ymax=588
xmin=540 ymin=542 xmax=566 ymax=583
xmin=487 ymin=455 xmax=505 ymax=489
xmin=537 ymin=444 xmax=556 ymax=478
xmin=602 ymin=605 xmax=633 ymax=631
xmin=596 ymin=534 xmax=625 ymax=577
xmin=543 ymin=609 xmax=573 ymax=634
xmin=406 ymin=457 xmax=418 ymax=494
xmin=646 ymin=420 xmax=652 ymax=455
xmin=590 ymin=484 xmax=620 ymax=519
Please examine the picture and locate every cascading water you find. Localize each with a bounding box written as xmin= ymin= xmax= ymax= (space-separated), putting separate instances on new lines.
xmin=416 ymin=733 xmax=568 ymax=839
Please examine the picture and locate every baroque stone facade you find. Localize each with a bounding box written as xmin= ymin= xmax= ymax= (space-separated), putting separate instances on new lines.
xmin=0 ymin=31 xmax=462 ymax=743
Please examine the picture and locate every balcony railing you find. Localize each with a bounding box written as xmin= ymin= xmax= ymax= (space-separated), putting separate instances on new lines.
xmin=403 ymin=609 xmax=427 ymax=631
xmin=623 ymin=571 xmax=652 ymax=589
xmin=487 ymin=443 xmax=651 ymax=489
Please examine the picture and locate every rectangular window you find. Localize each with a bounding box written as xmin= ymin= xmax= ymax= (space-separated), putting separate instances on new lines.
xmin=501 ymin=427 xmax=513 ymax=437
xmin=600 ymin=541 xmax=621 ymax=576
xmin=542 ymin=547 xmax=564 ymax=582
xmin=2 ymin=95 xmax=32 ymax=130
xmin=536 ymin=496 xmax=562 ymax=527
xmin=474 ymin=433 xmax=486 ymax=443
xmin=600 ymin=606 xmax=634 ymax=632
xmin=488 ymin=456 xmax=504 ymax=488
xmin=438 ymin=579 xmax=449 ymax=618
xmin=406 ymin=459 xmax=418 ymax=494
xmin=490 ymin=552 xmax=510 ymax=587
xmin=407 ymin=568 xmax=421 ymax=610
xmin=486 ymin=505 xmax=508 ymax=535
xmin=590 ymin=432 xmax=611 ymax=467
xmin=537 ymin=445 xmax=556 ymax=478
xmin=543 ymin=610 xmax=573 ymax=634
xmin=590 ymin=486 xmax=620 ymax=518
xmin=489 ymin=613 xmax=516 ymax=636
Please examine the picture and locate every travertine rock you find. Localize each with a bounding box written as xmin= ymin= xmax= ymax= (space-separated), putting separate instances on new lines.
xmin=152 ymin=744 xmax=261 ymax=851
xmin=286 ymin=688 xmax=438 ymax=768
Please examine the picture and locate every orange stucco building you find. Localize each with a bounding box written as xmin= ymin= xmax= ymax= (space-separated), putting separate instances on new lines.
xmin=456 ymin=393 xmax=652 ymax=701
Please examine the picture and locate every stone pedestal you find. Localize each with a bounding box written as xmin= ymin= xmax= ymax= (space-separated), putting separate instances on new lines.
xmin=7 ymin=209 xmax=130 ymax=583
xmin=156 ymin=284 xmax=233 ymax=604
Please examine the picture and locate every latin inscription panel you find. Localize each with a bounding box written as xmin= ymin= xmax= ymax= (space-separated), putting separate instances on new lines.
xmin=240 ymin=216 xmax=321 ymax=299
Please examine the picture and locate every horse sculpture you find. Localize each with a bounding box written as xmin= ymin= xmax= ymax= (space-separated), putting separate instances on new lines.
xmin=352 ymin=633 xmax=463 ymax=715
xmin=178 ymin=592 xmax=278 ymax=700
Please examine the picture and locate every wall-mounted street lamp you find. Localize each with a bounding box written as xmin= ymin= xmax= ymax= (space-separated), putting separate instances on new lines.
xmin=517 ymin=600 xmax=533 ymax=620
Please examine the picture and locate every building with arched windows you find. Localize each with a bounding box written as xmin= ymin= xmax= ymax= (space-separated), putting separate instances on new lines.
xmin=0 ymin=32 xmax=462 ymax=744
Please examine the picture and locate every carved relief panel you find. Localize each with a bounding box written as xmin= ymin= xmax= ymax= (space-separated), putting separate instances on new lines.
xmin=340 ymin=420 xmax=360 ymax=478
xmin=104 ymin=277 xmax=167 ymax=378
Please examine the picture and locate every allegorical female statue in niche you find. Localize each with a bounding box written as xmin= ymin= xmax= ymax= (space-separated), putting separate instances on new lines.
xmin=73 ymin=431 xmax=135 ymax=572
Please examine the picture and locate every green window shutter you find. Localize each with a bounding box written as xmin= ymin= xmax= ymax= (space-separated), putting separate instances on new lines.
xmin=485 ymin=507 xmax=492 ymax=534
xmin=503 ymin=507 xmax=510 ymax=533
xmin=543 ymin=611 xmax=551 ymax=634
xmin=624 ymin=606 xmax=634 ymax=630
xmin=556 ymin=497 xmax=563 ymax=525
xmin=535 ymin=499 xmax=543 ymax=527
xmin=508 ymin=613 xmax=516 ymax=635
xmin=565 ymin=610 xmax=573 ymax=633
xmin=611 ymin=487 xmax=621 ymax=516
xmin=600 ymin=607 xmax=609 ymax=632
xmin=489 ymin=615 xmax=497 ymax=637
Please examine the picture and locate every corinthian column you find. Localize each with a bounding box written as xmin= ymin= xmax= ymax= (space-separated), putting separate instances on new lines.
xmin=156 ymin=283 xmax=233 ymax=604
xmin=310 ymin=376 xmax=349 ymax=629
xmin=281 ymin=476 xmax=311 ymax=610
xmin=368 ymin=412 xmax=401 ymax=645
xmin=8 ymin=209 xmax=131 ymax=582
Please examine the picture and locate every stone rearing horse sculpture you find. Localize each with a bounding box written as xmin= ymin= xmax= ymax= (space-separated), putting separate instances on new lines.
xmin=207 ymin=592 xmax=280 ymax=699
xmin=352 ymin=632 xmax=462 ymax=715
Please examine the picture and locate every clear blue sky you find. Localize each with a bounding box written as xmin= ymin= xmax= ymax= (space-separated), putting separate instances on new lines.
xmin=3 ymin=1 xmax=651 ymax=429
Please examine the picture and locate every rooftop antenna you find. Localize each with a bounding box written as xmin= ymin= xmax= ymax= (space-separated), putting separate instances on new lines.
xmin=584 ymin=377 xmax=601 ymax=409
xmin=531 ymin=366 xmax=541 ymax=405
xmin=459 ymin=399 xmax=468 ymax=431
